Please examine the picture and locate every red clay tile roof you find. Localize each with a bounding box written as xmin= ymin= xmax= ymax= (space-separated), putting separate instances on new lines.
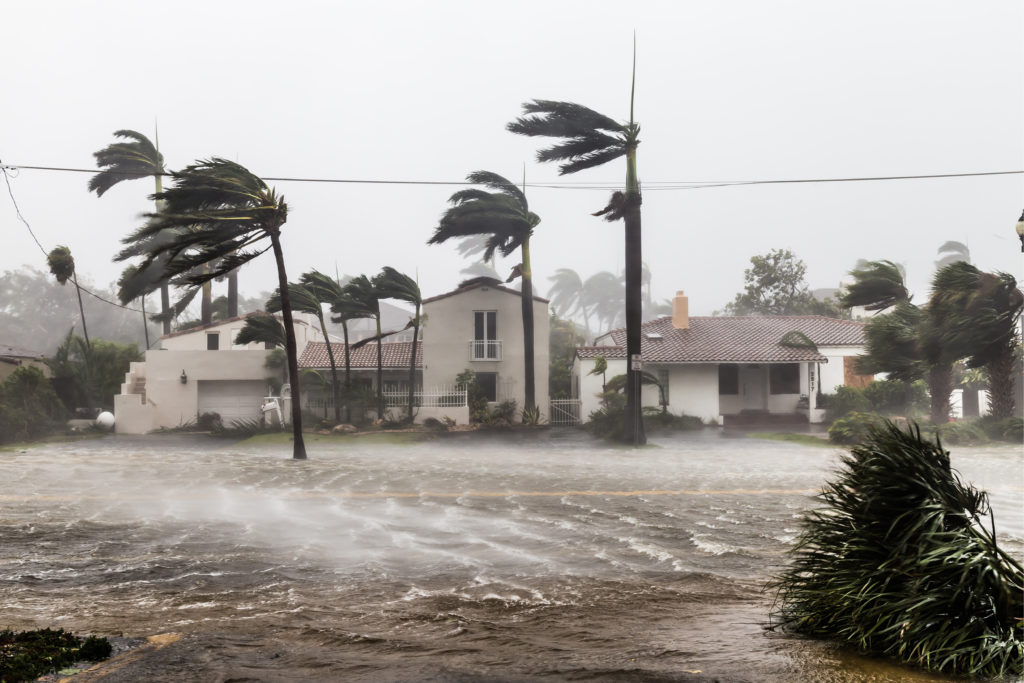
xmin=299 ymin=341 xmax=422 ymax=369
xmin=576 ymin=346 xmax=626 ymax=359
xmin=0 ymin=343 xmax=46 ymax=359
xmin=585 ymin=316 xmax=865 ymax=364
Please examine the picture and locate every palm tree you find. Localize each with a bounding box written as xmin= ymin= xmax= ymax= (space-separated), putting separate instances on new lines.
xmin=267 ymin=281 xmax=343 ymax=424
xmin=328 ymin=286 xmax=364 ymax=423
xmin=507 ymin=63 xmax=645 ymax=444
xmin=115 ymin=158 xmax=307 ymax=459
xmin=547 ymin=268 xmax=592 ymax=340
xmin=928 ymin=262 xmax=1023 ymax=419
xmin=374 ymin=267 xmax=423 ymax=422
xmin=342 ymin=274 xmax=384 ymax=418
xmin=46 ymin=246 xmax=89 ymax=349
xmin=428 ymin=170 xmax=541 ymax=412
xmin=300 ymin=270 xmax=348 ymax=424
xmin=89 ymin=129 xmax=174 ymax=334
xmin=841 ymin=260 xmax=953 ymax=423
xmin=585 ymin=271 xmax=625 ymax=336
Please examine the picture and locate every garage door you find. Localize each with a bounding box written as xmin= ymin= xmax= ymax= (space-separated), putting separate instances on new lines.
xmin=197 ymin=380 xmax=266 ymax=427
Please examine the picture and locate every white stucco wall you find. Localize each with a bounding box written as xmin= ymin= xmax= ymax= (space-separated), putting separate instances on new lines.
xmin=573 ymin=356 xmax=626 ymax=421
xmin=159 ymin=313 xmax=322 ymax=352
xmin=422 ymin=286 xmax=549 ymax=421
xmin=662 ymin=365 xmax=720 ymax=422
xmin=817 ymin=345 xmax=867 ymax=394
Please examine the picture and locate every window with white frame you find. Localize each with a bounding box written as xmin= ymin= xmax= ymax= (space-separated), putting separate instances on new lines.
xmin=472 ymin=311 xmax=499 ymax=360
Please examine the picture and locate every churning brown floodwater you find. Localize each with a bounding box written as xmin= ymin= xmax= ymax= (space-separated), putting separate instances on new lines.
xmin=1 ymin=430 xmax=1021 ymax=682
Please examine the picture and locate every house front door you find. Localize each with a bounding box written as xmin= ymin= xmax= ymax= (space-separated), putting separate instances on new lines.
xmin=740 ymin=365 xmax=765 ymax=411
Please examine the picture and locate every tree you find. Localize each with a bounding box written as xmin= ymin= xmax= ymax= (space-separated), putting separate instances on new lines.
xmin=588 ymin=355 xmax=608 ymax=392
xmin=722 ymin=249 xmax=843 ymax=316
xmin=428 ymin=170 xmax=541 ymax=413
xmin=89 ymin=129 xmax=173 ymax=334
xmin=841 ymin=260 xmax=953 ymax=424
xmin=374 ymin=266 xmax=423 ymax=422
xmin=508 ymin=68 xmax=645 ymax=443
xmin=46 ymin=246 xmax=90 ymax=349
xmin=300 ymin=270 xmax=348 ymax=424
xmin=548 ymin=313 xmax=585 ymax=400
xmin=584 ymin=271 xmax=625 ymax=335
xmin=342 ymin=275 xmax=384 ymax=418
xmin=328 ymin=286 xmax=363 ymax=424
xmin=927 ymin=262 xmax=1023 ymax=419
xmin=267 ymin=281 xmax=342 ymax=424
xmin=547 ymin=268 xmax=589 ymax=336
xmin=116 ymin=158 xmax=307 ymax=459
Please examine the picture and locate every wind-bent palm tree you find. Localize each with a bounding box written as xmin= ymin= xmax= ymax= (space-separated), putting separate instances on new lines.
xmin=89 ymin=129 xmax=174 ymax=333
xmin=841 ymin=260 xmax=953 ymax=423
xmin=428 ymin=170 xmax=541 ymax=413
xmin=47 ymin=246 xmax=90 ymax=349
xmin=586 ymin=271 xmax=626 ymax=336
xmin=267 ymin=281 xmax=343 ymax=424
xmin=548 ymin=268 xmax=592 ymax=339
xmin=508 ymin=63 xmax=645 ymax=444
xmin=300 ymin=270 xmax=348 ymax=423
xmin=115 ymin=158 xmax=307 ymax=459
xmin=328 ymin=286 xmax=364 ymax=423
xmin=928 ymin=262 xmax=1023 ymax=419
xmin=375 ymin=266 xmax=423 ymax=422
xmin=343 ymin=274 xmax=384 ymax=418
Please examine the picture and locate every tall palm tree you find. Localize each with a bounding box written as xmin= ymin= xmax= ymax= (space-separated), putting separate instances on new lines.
xmin=585 ymin=270 xmax=625 ymax=336
xmin=841 ymin=260 xmax=953 ymax=423
xmin=89 ymin=129 xmax=173 ymax=334
xmin=343 ymin=274 xmax=384 ymax=418
xmin=507 ymin=61 xmax=645 ymax=444
xmin=328 ymin=287 xmax=364 ymax=423
xmin=547 ymin=268 xmax=592 ymax=339
xmin=428 ymin=170 xmax=541 ymax=412
xmin=374 ymin=266 xmax=423 ymax=422
xmin=301 ymin=270 xmax=348 ymax=423
xmin=928 ymin=262 xmax=1023 ymax=419
xmin=46 ymin=246 xmax=90 ymax=349
xmin=115 ymin=158 xmax=307 ymax=459
xmin=267 ymin=281 xmax=343 ymax=424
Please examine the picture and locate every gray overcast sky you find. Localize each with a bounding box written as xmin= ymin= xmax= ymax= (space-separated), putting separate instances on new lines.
xmin=2 ymin=0 xmax=1022 ymax=316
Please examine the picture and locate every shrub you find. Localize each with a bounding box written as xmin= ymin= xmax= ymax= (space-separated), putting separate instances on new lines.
xmin=489 ymin=399 xmax=517 ymax=423
xmin=587 ymin=390 xmax=625 ymax=440
xmin=828 ymin=411 xmax=884 ymax=444
xmin=823 ymin=385 xmax=871 ymax=422
xmin=977 ymin=415 xmax=1024 ymax=442
xmin=520 ymin=405 xmax=545 ymax=426
xmin=0 ymin=628 xmax=112 ymax=681
xmin=862 ymin=379 xmax=928 ymax=417
xmin=455 ymin=369 xmax=489 ymax=423
xmin=919 ymin=421 xmax=989 ymax=446
xmin=0 ymin=366 xmax=66 ymax=443
xmin=423 ymin=417 xmax=448 ymax=432
xmin=642 ymin=407 xmax=703 ymax=431
xmin=196 ymin=411 xmax=223 ymax=432
xmin=770 ymin=422 xmax=1023 ymax=677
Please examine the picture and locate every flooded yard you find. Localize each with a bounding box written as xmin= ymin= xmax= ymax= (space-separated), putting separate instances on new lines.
xmin=1 ymin=429 xmax=1020 ymax=681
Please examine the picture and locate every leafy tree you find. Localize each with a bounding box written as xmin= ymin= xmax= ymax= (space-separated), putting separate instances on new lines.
xmin=374 ymin=267 xmax=423 ymax=422
xmin=45 ymin=330 xmax=140 ymax=412
xmin=89 ymin=129 xmax=173 ymax=334
xmin=0 ymin=366 xmax=66 ymax=443
xmin=46 ymin=246 xmax=90 ymax=349
xmin=509 ymin=85 xmax=646 ymax=444
xmin=116 ymin=158 xmax=307 ymax=459
xmin=927 ymin=263 xmax=1023 ymax=419
xmin=548 ymin=314 xmax=585 ymax=400
xmin=722 ymin=249 xmax=844 ymax=317
xmin=429 ymin=170 xmax=541 ymax=412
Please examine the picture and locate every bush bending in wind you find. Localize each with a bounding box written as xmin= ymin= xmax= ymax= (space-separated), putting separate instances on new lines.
xmin=769 ymin=421 xmax=1022 ymax=677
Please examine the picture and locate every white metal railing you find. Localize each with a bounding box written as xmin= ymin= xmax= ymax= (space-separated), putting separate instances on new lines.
xmin=382 ymin=385 xmax=468 ymax=408
xmin=549 ymin=399 xmax=582 ymax=425
xmin=469 ymin=339 xmax=502 ymax=361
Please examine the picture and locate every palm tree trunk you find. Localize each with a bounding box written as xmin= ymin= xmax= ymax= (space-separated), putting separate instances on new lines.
xmin=269 ymin=231 xmax=306 ymax=459
xmin=376 ymin=316 xmax=384 ymax=419
xmin=521 ymin=236 xmax=536 ymax=413
xmin=621 ymin=147 xmax=646 ymax=446
xmin=317 ymin=313 xmax=342 ymax=424
xmin=228 ymin=271 xmax=239 ymax=318
xmin=342 ymin=321 xmax=352 ymax=423
xmin=985 ymin=343 xmax=1017 ymax=419
xmin=407 ymin=305 xmax=420 ymax=422
xmin=928 ymin=364 xmax=952 ymax=425
xmin=154 ymin=173 xmax=171 ymax=335
xmin=71 ymin=273 xmax=91 ymax=350
xmin=201 ymin=277 xmax=212 ymax=326
xmin=141 ymin=295 xmax=150 ymax=349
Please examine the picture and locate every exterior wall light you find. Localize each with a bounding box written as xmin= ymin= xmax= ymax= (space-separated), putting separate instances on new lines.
xmin=180 ymin=369 xmax=188 ymax=384
xmin=1016 ymin=209 xmax=1024 ymax=253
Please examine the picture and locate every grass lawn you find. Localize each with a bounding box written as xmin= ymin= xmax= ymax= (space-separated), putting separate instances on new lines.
xmin=237 ymin=430 xmax=432 ymax=447
xmin=747 ymin=431 xmax=832 ymax=447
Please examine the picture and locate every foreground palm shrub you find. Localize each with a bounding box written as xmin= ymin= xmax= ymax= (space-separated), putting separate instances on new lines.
xmin=770 ymin=421 xmax=1023 ymax=677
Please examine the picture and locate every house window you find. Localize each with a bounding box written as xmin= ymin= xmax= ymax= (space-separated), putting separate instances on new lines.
xmin=207 ymin=333 xmax=220 ymax=350
xmin=718 ymin=365 xmax=738 ymax=395
xmin=770 ymin=364 xmax=800 ymax=394
xmin=476 ymin=372 xmax=497 ymax=402
xmin=473 ymin=311 xmax=499 ymax=360
xmin=264 ymin=341 xmax=274 ymax=350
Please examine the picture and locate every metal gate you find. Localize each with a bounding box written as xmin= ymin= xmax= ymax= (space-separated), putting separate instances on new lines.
xmin=549 ymin=399 xmax=582 ymax=426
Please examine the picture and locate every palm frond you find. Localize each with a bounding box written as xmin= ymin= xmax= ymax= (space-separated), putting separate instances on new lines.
xmin=234 ymin=314 xmax=286 ymax=348
xmin=265 ymin=282 xmax=322 ymax=317
xmin=508 ymin=100 xmax=625 ymax=137
xmin=374 ymin=266 xmax=421 ymax=306
xmin=88 ymin=129 xmax=164 ymax=197
xmin=840 ymin=260 xmax=910 ymax=311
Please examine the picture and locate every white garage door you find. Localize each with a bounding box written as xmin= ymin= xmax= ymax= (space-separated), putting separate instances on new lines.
xmin=197 ymin=380 xmax=266 ymax=427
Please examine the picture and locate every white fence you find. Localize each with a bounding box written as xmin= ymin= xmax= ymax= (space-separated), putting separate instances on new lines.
xmin=382 ymin=384 xmax=467 ymax=408
xmin=549 ymin=399 xmax=582 ymax=426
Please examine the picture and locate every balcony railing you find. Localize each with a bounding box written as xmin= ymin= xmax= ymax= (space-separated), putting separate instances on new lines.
xmin=469 ymin=339 xmax=502 ymax=361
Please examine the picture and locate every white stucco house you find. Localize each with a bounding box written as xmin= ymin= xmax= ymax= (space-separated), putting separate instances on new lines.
xmin=572 ymin=291 xmax=870 ymax=425
xmin=114 ymin=312 xmax=325 ymax=434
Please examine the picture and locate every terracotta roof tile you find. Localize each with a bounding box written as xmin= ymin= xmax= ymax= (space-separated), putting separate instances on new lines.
xmin=576 ymin=346 xmax=626 ymax=359
xmin=422 ymin=279 xmax=549 ymax=305
xmin=299 ymin=341 xmax=422 ymax=369
xmin=586 ymin=316 xmax=865 ymax=364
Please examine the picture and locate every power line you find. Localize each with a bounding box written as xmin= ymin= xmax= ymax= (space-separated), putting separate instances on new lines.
xmin=0 ymin=162 xmax=1020 ymax=190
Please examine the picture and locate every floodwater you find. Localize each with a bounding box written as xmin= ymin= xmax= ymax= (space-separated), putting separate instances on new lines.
xmin=1 ymin=430 xmax=1020 ymax=682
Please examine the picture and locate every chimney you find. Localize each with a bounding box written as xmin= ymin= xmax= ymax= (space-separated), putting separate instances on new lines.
xmin=672 ymin=291 xmax=689 ymax=329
